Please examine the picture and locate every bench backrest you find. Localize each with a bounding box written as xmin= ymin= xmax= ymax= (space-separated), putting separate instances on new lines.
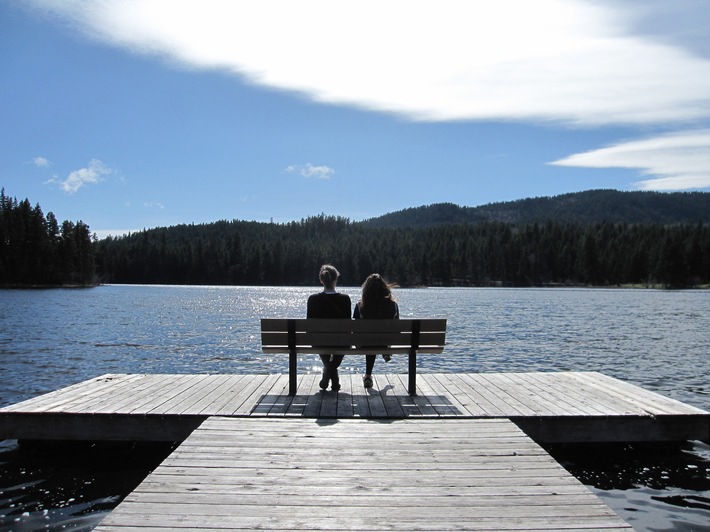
xmin=261 ymin=318 xmax=446 ymax=354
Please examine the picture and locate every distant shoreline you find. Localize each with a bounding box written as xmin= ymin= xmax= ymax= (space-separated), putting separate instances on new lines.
xmin=1 ymin=283 xmax=98 ymax=290
xmin=3 ymin=282 xmax=707 ymax=290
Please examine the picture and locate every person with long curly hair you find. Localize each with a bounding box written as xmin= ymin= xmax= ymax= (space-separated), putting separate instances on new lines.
xmin=353 ymin=273 xmax=399 ymax=388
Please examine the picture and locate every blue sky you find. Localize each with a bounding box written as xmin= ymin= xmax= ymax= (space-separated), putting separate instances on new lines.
xmin=2 ymin=1 xmax=710 ymax=239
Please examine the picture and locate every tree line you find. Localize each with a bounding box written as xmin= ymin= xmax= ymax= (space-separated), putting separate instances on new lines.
xmin=95 ymin=215 xmax=710 ymax=288
xmin=0 ymin=189 xmax=96 ymax=287
xmin=2 ymin=191 xmax=708 ymax=289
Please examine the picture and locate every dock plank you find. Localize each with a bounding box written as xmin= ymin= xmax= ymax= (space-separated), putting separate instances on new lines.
xmin=524 ymin=373 xmax=612 ymax=416
xmin=318 ymin=381 xmax=339 ymax=418
xmin=0 ymin=374 xmax=115 ymax=412
xmin=203 ymin=374 xmax=253 ymax=416
xmin=254 ymin=374 xmax=294 ymax=416
xmin=555 ymin=373 xmax=650 ymax=415
xmin=377 ymin=374 xmax=407 ymax=417
xmin=158 ymin=375 xmax=225 ymax=415
xmin=95 ymin=417 xmax=632 ymax=531
xmin=92 ymin=374 xmax=200 ymax=415
xmin=90 ymin=374 xmax=181 ymax=414
xmin=349 ymin=374 xmax=371 ymax=418
xmin=390 ymin=373 xmax=431 ymax=417
xmin=404 ymin=373 xmax=453 ymax=416
xmin=364 ymin=376 xmax=389 ymax=417
xmin=423 ymin=373 xmax=479 ymax=416
xmin=16 ymin=374 xmax=142 ymax=414
xmin=283 ymin=374 xmax=313 ymax=417
xmin=570 ymin=372 xmax=708 ymax=415
xmin=500 ymin=373 xmax=579 ymax=416
xmin=301 ymin=374 xmax=326 ymax=417
xmin=245 ymin=374 xmax=284 ymax=415
xmin=447 ymin=373 xmax=515 ymax=416
xmin=64 ymin=374 xmax=166 ymax=414
xmin=473 ymin=373 xmax=544 ymax=416
xmin=335 ymin=373 xmax=354 ymax=417
xmin=145 ymin=375 xmax=213 ymax=415
xmin=234 ymin=374 xmax=282 ymax=415
xmin=186 ymin=375 xmax=245 ymax=415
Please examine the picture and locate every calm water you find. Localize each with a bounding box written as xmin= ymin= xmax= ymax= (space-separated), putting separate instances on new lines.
xmin=0 ymin=285 xmax=709 ymax=530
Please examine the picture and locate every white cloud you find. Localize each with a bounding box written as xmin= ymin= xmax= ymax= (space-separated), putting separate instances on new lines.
xmin=33 ymin=156 xmax=50 ymax=167
xmin=550 ymin=130 xmax=710 ymax=190
xmin=53 ymin=159 xmax=113 ymax=194
xmin=27 ymin=0 xmax=710 ymax=127
xmin=143 ymin=201 xmax=165 ymax=209
xmin=285 ymin=163 xmax=335 ymax=180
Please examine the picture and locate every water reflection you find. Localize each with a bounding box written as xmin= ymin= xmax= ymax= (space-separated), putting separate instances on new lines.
xmin=548 ymin=440 xmax=710 ymax=532
xmin=0 ymin=439 xmax=174 ymax=531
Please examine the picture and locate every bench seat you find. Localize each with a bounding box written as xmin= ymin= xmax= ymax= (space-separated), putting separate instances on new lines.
xmin=261 ymin=318 xmax=447 ymax=395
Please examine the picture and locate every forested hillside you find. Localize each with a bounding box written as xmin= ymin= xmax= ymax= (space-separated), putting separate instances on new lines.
xmin=95 ymin=215 xmax=710 ymax=288
xmin=3 ymin=189 xmax=709 ymax=289
xmin=95 ymin=190 xmax=710 ymax=288
xmin=0 ymin=189 xmax=96 ymax=287
xmin=363 ymin=190 xmax=710 ymax=228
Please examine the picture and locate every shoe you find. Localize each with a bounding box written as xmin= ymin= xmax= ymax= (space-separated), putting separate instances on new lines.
xmin=319 ymin=370 xmax=329 ymax=390
xmin=330 ymin=368 xmax=340 ymax=392
xmin=331 ymin=376 xmax=340 ymax=391
xmin=363 ymin=375 xmax=373 ymax=388
xmin=382 ymin=354 xmax=392 ymax=362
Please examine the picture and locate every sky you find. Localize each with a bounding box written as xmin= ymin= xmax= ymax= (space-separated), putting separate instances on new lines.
xmin=2 ymin=0 xmax=710 ymax=239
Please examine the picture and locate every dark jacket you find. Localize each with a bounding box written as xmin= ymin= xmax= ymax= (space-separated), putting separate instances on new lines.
xmin=353 ymin=299 xmax=399 ymax=320
xmin=307 ymin=292 xmax=351 ymax=319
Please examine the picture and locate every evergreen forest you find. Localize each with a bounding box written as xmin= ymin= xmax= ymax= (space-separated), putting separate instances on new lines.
xmin=0 ymin=189 xmax=96 ymax=287
xmin=95 ymin=215 xmax=710 ymax=289
xmin=2 ymin=189 xmax=709 ymax=289
xmin=364 ymin=189 xmax=710 ymax=228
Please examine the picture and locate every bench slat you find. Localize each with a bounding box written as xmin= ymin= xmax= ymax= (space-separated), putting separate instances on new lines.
xmin=261 ymin=331 xmax=446 ymax=349
xmin=262 ymin=347 xmax=445 ymax=355
xmin=261 ymin=318 xmax=446 ymax=333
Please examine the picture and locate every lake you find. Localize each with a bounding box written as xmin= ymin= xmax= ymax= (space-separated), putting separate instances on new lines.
xmin=1 ymin=285 xmax=709 ymax=530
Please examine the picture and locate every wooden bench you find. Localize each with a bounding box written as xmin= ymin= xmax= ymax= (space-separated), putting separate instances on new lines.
xmin=260 ymin=318 xmax=447 ymax=396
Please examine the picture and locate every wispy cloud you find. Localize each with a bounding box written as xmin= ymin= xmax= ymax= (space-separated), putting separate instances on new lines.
xmin=550 ymin=130 xmax=710 ymax=191
xmin=285 ymin=163 xmax=335 ymax=180
xmin=47 ymin=159 xmax=113 ymax=194
xmin=33 ymin=156 xmax=51 ymax=167
xmin=27 ymin=0 xmax=710 ymax=127
xmin=26 ymin=1 xmax=710 ymax=191
xmin=143 ymin=201 xmax=165 ymax=209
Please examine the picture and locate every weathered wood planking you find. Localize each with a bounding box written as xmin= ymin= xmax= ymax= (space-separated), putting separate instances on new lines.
xmin=94 ymin=417 xmax=632 ymax=531
xmin=1 ymin=372 xmax=707 ymax=442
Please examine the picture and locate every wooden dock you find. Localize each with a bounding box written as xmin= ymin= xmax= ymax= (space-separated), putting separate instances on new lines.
xmin=2 ymin=371 xmax=708 ymax=530
xmin=1 ymin=372 xmax=707 ymax=443
xmin=94 ymin=417 xmax=633 ymax=531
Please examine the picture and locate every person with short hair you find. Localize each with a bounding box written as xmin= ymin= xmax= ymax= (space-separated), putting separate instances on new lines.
xmin=306 ymin=264 xmax=351 ymax=392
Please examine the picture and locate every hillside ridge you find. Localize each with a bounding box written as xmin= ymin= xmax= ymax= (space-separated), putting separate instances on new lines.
xmin=359 ymin=189 xmax=710 ymax=228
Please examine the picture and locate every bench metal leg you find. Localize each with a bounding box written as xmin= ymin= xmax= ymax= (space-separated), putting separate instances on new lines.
xmin=287 ymin=320 xmax=297 ymax=396
xmin=289 ymin=349 xmax=297 ymax=396
xmin=408 ymin=351 xmax=417 ymax=395
xmin=408 ymin=320 xmax=420 ymax=396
